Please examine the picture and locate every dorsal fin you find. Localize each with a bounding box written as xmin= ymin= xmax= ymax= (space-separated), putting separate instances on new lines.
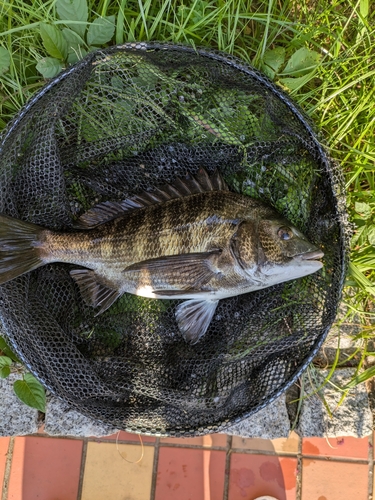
xmin=75 ymin=200 xmax=143 ymax=228
xmin=76 ymin=168 xmax=228 ymax=228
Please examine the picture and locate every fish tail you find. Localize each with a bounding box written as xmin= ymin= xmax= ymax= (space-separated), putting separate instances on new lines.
xmin=0 ymin=214 xmax=46 ymax=284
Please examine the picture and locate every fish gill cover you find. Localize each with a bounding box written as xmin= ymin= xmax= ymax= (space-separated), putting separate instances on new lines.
xmin=0 ymin=43 xmax=349 ymax=436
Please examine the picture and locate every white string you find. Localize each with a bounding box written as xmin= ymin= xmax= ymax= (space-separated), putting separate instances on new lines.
xmin=115 ymin=431 xmax=144 ymax=463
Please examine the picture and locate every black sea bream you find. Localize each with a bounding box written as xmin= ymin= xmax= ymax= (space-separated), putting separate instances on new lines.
xmin=0 ymin=170 xmax=323 ymax=343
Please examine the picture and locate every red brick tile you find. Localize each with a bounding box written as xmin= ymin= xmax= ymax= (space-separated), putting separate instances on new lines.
xmin=7 ymin=437 xmax=83 ymax=500
xmin=155 ymin=447 xmax=226 ymax=500
xmin=302 ymin=436 xmax=369 ymax=460
xmin=228 ymin=453 xmax=297 ymax=500
xmin=301 ymin=459 xmax=368 ymax=500
xmin=0 ymin=437 xmax=10 ymax=490
xmin=98 ymin=430 xmax=156 ymax=443
xmin=160 ymin=433 xmax=227 ymax=447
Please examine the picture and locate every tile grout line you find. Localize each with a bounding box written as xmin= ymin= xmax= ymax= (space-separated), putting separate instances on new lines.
xmin=223 ymin=435 xmax=232 ymax=500
xmin=368 ymin=432 xmax=373 ymax=500
xmin=94 ymin=439 xmax=156 ymax=447
xmin=149 ymin=437 xmax=160 ymax=500
xmin=295 ymin=435 xmax=303 ymax=500
xmin=1 ymin=437 xmax=14 ymax=500
xmin=159 ymin=443 xmax=227 ymax=450
xmin=295 ymin=454 xmax=369 ymax=464
xmin=76 ymin=438 xmax=88 ymax=500
xmin=226 ymin=448 xmax=299 ymax=457
xmin=228 ymin=447 xmax=370 ymax=463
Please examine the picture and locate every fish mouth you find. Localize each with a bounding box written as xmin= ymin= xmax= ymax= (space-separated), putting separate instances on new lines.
xmin=300 ymin=250 xmax=324 ymax=261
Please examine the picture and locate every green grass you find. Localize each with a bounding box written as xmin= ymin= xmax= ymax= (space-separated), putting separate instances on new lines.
xmin=0 ymin=0 xmax=375 ymax=404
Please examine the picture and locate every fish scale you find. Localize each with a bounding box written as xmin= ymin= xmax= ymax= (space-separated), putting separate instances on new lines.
xmin=94 ymin=192 xmax=242 ymax=264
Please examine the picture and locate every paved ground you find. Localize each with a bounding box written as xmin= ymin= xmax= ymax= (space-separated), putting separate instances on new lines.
xmin=0 ymin=429 xmax=373 ymax=500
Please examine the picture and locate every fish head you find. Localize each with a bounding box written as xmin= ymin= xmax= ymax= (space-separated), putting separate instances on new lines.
xmin=232 ymin=218 xmax=324 ymax=286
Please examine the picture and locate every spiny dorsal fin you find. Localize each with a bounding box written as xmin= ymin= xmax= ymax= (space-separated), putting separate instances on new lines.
xmin=75 ymin=200 xmax=142 ymax=228
xmin=169 ymin=168 xmax=228 ymax=195
xmin=76 ymin=169 xmax=228 ymax=228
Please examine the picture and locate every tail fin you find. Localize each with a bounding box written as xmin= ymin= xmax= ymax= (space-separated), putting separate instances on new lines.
xmin=0 ymin=214 xmax=45 ymax=284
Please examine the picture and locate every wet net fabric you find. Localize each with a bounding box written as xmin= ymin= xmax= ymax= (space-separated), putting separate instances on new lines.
xmin=0 ymin=43 xmax=348 ymax=436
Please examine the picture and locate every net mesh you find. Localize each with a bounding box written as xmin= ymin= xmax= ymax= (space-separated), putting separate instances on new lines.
xmin=0 ymin=43 xmax=349 ymax=436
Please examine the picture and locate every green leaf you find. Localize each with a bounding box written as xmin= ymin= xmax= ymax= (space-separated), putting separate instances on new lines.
xmin=351 ymin=224 xmax=369 ymax=247
xmin=281 ymin=47 xmax=321 ymax=77
xmin=56 ymin=0 xmax=88 ymax=38
xmin=0 ymin=365 xmax=10 ymax=378
xmin=67 ymin=48 xmax=87 ymax=65
xmin=348 ymin=262 xmax=375 ymax=297
xmin=13 ymin=373 xmax=46 ymax=412
xmin=368 ymin=226 xmax=375 ymax=246
xmin=263 ymin=46 xmax=285 ymax=74
xmin=62 ymin=27 xmax=85 ymax=47
xmin=86 ymin=15 xmax=115 ymax=46
xmin=261 ymin=64 xmax=275 ymax=80
xmin=0 ymin=337 xmax=21 ymax=362
xmin=0 ymin=46 xmax=10 ymax=74
xmin=40 ymin=23 xmax=68 ymax=60
xmin=355 ymin=201 xmax=372 ymax=219
xmin=360 ymin=0 xmax=369 ymax=18
xmin=343 ymin=365 xmax=375 ymax=389
xmin=0 ymin=356 xmax=12 ymax=366
xmin=0 ymin=356 xmax=12 ymax=378
xmin=62 ymin=28 xmax=86 ymax=64
xmin=36 ymin=57 xmax=64 ymax=78
xmin=279 ymin=72 xmax=315 ymax=90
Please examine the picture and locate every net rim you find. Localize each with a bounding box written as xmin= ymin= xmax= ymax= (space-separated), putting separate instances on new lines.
xmin=0 ymin=42 xmax=348 ymax=436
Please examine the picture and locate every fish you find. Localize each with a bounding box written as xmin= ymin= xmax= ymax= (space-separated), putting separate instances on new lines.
xmin=0 ymin=169 xmax=323 ymax=344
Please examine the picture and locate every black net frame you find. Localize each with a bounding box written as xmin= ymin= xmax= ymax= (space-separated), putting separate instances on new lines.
xmin=0 ymin=42 xmax=349 ymax=436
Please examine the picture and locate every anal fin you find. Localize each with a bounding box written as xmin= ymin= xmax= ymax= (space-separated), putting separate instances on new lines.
xmin=70 ymin=269 xmax=121 ymax=315
xmin=175 ymin=299 xmax=219 ymax=344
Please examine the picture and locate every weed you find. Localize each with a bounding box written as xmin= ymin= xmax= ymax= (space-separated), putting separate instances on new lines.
xmin=0 ymin=0 xmax=374 ymax=407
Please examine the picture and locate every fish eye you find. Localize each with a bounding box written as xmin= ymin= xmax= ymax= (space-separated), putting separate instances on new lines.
xmin=277 ymin=226 xmax=293 ymax=240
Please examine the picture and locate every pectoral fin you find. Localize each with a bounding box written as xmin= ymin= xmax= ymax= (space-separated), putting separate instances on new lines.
xmin=70 ymin=269 xmax=121 ymax=315
xmin=124 ymin=251 xmax=222 ymax=291
xmin=175 ymin=299 xmax=219 ymax=344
